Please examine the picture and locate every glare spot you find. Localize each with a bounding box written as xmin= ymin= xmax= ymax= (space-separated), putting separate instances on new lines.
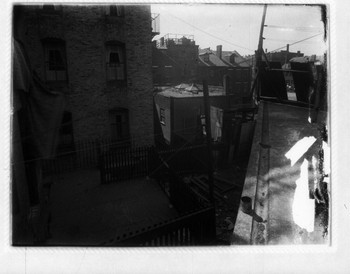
xmin=292 ymin=159 xmax=315 ymax=233
xmin=285 ymin=136 xmax=317 ymax=166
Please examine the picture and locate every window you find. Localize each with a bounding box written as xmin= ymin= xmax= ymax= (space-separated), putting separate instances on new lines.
xmin=42 ymin=38 xmax=67 ymax=82
xmin=43 ymin=5 xmax=55 ymax=12
xmin=160 ymin=108 xmax=166 ymax=125
xmin=40 ymin=4 xmax=62 ymax=14
xmin=210 ymin=69 xmax=215 ymax=78
xmin=109 ymin=108 xmax=129 ymax=141
xmin=106 ymin=42 xmax=126 ymax=84
xmin=107 ymin=5 xmax=124 ymax=17
xmin=236 ymin=69 xmax=242 ymax=80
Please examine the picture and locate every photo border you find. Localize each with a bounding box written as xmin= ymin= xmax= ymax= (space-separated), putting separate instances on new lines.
xmin=1 ymin=0 xmax=349 ymax=273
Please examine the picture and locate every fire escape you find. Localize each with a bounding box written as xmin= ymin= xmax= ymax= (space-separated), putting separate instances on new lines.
xmin=151 ymin=13 xmax=160 ymax=39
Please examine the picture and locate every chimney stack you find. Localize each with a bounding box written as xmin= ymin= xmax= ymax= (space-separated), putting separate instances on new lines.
xmin=216 ymin=45 xmax=222 ymax=59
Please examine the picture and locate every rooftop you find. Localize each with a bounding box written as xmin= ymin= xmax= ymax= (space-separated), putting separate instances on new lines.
xmin=155 ymin=83 xmax=225 ymax=98
xmin=233 ymin=101 xmax=328 ymax=245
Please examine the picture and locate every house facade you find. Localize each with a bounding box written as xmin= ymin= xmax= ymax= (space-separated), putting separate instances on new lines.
xmin=198 ymin=46 xmax=252 ymax=95
xmin=20 ymin=5 xmax=155 ymax=149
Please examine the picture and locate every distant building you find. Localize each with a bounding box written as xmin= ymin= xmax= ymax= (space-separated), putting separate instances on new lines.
xmin=265 ymin=49 xmax=304 ymax=65
xmin=152 ymin=34 xmax=199 ymax=85
xmin=198 ymin=46 xmax=252 ymax=94
xmin=20 ymin=4 xmax=156 ymax=148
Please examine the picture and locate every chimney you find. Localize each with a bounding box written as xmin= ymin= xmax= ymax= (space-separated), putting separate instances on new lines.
xmin=216 ymin=45 xmax=222 ymax=59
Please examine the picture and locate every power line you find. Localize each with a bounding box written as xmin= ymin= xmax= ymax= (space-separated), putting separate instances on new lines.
xmin=231 ymin=32 xmax=324 ymax=67
xmin=265 ymin=37 xmax=322 ymax=43
xmin=163 ymin=11 xmax=255 ymax=52
xmin=267 ymin=32 xmax=323 ymax=53
xmin=265 ymin=24 xmax=323 ymax=33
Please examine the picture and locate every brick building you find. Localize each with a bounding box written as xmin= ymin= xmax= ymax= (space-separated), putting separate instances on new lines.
xmin=153 ymin=34 xmax=199 ymax=85
xmin=19 ymin=4 xmax=155 ymax=149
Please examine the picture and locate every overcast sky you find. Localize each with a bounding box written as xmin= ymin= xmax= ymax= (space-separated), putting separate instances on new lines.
xmin=151 ymin=4 xmax=327 ymax=56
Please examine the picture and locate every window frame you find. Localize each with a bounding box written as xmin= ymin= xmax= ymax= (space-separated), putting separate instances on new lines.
xmin=105 ymin=41 xmax=127 ymax=86
xmin=41 ymin=38 xmax=68 ymax=85
xmin=160 ymin=108 xmax=166 ymax=125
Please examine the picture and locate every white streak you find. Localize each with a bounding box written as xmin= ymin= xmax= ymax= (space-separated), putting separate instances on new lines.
xmin=285 ymin=136 xmax=317 ymax=166
xmin=292 ymin=159 xmax=315 ymax=232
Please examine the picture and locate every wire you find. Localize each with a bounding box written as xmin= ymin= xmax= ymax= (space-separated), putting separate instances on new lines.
xmin=231 ymin=32 xmax=324 ymax=67
xmin=163 ymin=11 xmax=255 ymax=53
xmin=267 ymin=32 xmax=323 ymax=53
xmin=265 ymin=25 xmax=323 ymax=33
xmin=264 ymin=37 xmax=322 ymax=43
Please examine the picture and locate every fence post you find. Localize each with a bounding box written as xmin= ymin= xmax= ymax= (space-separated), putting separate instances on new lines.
xmin=100 ymin=152 xmax=104 ymax=184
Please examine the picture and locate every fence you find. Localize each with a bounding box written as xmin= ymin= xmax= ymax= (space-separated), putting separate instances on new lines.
xmin=42 ymin=138 xmax=130 ymax=175
xmin=100 ymin=146 xmax=151 ymax=184
xmin=113 ymin=206 xmax=216 ymax=246
xmin=100 ymin=144 xmax=208 ymax=184
xmin=98 ymin=142 xmax=216 ymax=246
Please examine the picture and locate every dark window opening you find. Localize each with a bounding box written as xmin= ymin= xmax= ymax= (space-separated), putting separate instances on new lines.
xmin=42 ymin=38 xmax=67 ymax=83
xmin=40 ymin=4 xmax=62 ymax=15
xmin=109 ymin=5 xmax=124 ymax=17
xmin=48 ymin=49 xmax=65 ymax=71
xmin=109 ymin=52 xmax=120 ymax=65
xmin=106 ymin=42 xmax=126 ymax=83
xmin=43 ymin=5 xmax=55 ymax=12
xmin=109 ymin=108 xmax=130 ymax=141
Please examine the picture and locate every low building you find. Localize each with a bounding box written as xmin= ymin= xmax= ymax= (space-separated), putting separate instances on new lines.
xmin=265 ymin=48 xmax=304 ymax=65
xmin=153 ymin=84 xmax=244 ymax=147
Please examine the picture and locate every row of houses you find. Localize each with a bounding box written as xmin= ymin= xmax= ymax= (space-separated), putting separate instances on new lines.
xmin=15 ymin=5 xmax=257 ymax=155
xmin=152 ymin=34 xmax=252 ymax=94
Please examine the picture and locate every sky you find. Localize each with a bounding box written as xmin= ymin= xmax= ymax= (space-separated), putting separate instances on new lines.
xmin=151 ymin=4 xmax=327 ymax=57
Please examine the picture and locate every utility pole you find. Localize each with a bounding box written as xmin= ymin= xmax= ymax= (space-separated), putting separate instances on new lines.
xmin=202 ymin=80 xmax=215 ymax=205
xmin=255 ymin=4 xmax=268 ymax=101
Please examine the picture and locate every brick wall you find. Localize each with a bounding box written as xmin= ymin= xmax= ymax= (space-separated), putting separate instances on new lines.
xmin=21 ymin=5 xmax=154 ymax=147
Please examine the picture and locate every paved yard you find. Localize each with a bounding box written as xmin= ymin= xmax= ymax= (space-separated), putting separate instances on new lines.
xmin=47 ymin=169 xmax=178 ymax=246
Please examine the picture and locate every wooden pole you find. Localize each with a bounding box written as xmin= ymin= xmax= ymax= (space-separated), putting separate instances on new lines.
xmin=202 ymin=80 xmax=215 ymax=205
xmin=256 ymin=4 xmax=268 ymax=101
